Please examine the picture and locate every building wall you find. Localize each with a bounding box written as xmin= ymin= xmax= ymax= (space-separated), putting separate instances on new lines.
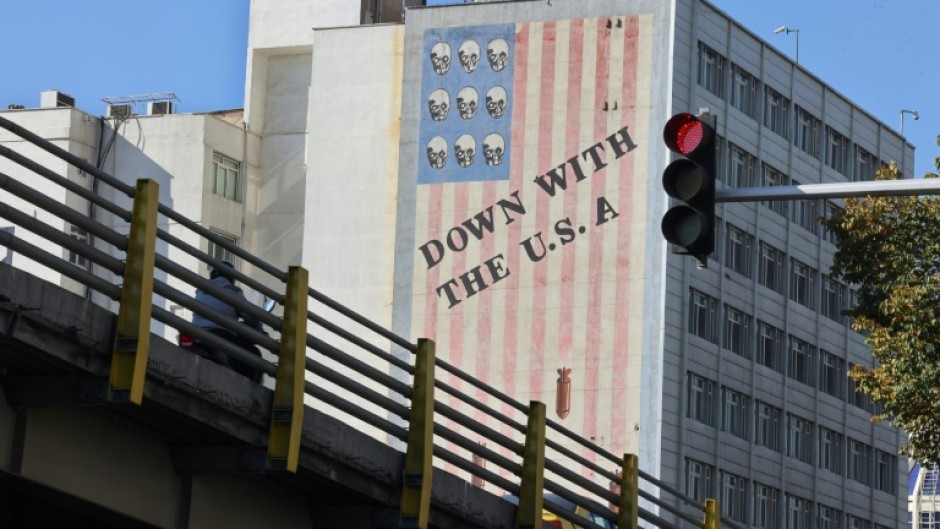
xmin=662 ymin=0 xmax=908 ymax=525
xmin=391 ymin=0 xmax=675 ymax=486
xmin=0 ymin=108 xmax=112 ymax=303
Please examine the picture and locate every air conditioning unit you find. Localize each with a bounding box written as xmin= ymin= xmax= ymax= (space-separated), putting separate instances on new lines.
xmin=107 ymin=104 xmax=133 ymax=119
xmin=148 ymin=100 xmax=174 ymax=115
xmin=40 ymin=89 xmax=75 ymax=109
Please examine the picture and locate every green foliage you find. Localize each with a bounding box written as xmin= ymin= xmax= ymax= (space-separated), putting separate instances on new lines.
xmin=824 ymin=145 xmax=940 ymax=464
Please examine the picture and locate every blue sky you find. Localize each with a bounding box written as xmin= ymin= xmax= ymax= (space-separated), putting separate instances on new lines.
xmin=2 ymin=0 xmax=936 ymax=177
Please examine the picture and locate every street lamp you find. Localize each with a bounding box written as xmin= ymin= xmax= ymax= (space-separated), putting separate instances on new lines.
xmin=774 ymin=25 xmax=800 ymax=64
xmin=900 ymin=109 xmax=919 ymax=136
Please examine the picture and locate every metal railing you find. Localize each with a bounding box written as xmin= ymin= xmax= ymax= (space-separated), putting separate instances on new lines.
xmin=0 ymin=114 xmax=738 ymax=529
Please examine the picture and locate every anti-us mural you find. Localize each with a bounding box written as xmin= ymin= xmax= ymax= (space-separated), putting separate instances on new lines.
xmin=409 ymin=15 xmax=653 ymax=457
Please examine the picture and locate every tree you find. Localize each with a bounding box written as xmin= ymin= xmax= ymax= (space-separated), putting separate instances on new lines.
xmin=824 ymin=138 xmax=940 ymax=463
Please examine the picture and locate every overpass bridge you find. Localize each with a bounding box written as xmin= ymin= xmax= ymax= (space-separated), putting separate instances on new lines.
xmin=0 ymin=115 xmax=732 ymax=529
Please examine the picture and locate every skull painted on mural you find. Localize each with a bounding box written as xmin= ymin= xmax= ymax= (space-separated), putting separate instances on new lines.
xmin=454 ymin=135 xmax=476 ymax=168
xmin=428 ymin=89 xmax=450 ymax=121
xmin=457 ymin=39 xmax=481 ymax=73
xmin=485 ymin=86 xmax=507 ymax=119
xmin=430 ymin=42 xmax=452 ymax=75
xmin=482 ymin=133 xmax=505 ymax=166
xmin=487 ymin=37 xmax=510 ymax=72
xmin=426 ymin=136 xmax=447 ymax=169
xmin=456 ymin=86 xmax=478 ymax=120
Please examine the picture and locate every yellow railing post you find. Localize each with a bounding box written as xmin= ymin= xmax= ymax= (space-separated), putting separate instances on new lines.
xmin=267 ymin=266 xmax=308 ymax=473
xmin=516 ymin=400 xmax=546 ymax=529
xmin=618 ymin=453 xmax=639 ymax=529
xmin=108 ymin=178 xmax=159 ymax=404
xmin=702 ymin=498 xmax=719 ymax=529
xmin=399 ymin=338 xmax=435 ymax=529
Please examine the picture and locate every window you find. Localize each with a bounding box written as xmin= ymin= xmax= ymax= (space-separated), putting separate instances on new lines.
xmin=875 ymin=449 xmax=896 ymax=493
xmin=816 ymin=504 xmax=841 ymax=529
xmin=761 ymin=163 xmax=789 ymax=217
xmin=689 ymin=289 xmax=719 ymax=344
xmin=786 ymin=413 xmax=813 ymax=464
xmin=724 ymin=305 xmax=752 ymax=359
xmin=688 ymin=372 xmax=716 ymax=426
xmin=753 ymin=482 xmax=780 ymax=529
xmin=721 ymin=386 xmax=749 ymax=439
xmin=68 ymin=224 xmax=89 ymax=268
xmin=788 ymin=335 xmax=815 ymax=386
xmin=721 ymin=471 xmax=747 ymax=522
xmin=847 ymin=438 xmax=871 ymax=485
xmin=789 ymin=258 xmax=816 ymax=309
xmin=789 ymin=181 xmax=819 ymax=234
xmin=764 ymin=85 xmax=790 ymax=138
xmin=821 ymin=201 xmax=842 ymax=245
xmin=759 ymin=242 xmax=786 ymax=294
xmin=698 ymin=42 xmax=726 ymax=97
xmin=847 ymin=363 xmax=874 ymax=413
xmin=730 ymin=64 xmax=758 ymax=118
xmin=212 ymin=152 xmax=241 ymax=201
xmin=728 ymin=144 xmax=757 ymax=187
xmin=818 ymin=350 xmax=844 ymax=399
xmin=818 ymin=426 xmax=843 ymax=475
xmin=754 ymin=400 xmax=781 ymax=451
xmin=825 ymin=126 xmax=851 ymax=175
xmin=821 ymin=275 xmax=846 ymax=322
xmin=686 ymin=458 xmax=714 ymax=502
xmin=785 ymin=494 xmax=812 ymax=529
xmin=846 ymin=515 xmax=870 ymax=529
xmin=724 ymin=223 xmax=753 ymax=278
xmin=757 ymin=321 xmax=785 ymax=372
xmin=208 ymin=230 xmax=237 ymax=264
xmin=854 ymin=146 xmax=877 ymax=182
xmin=794 ymin=106 xmax=821 ymax=158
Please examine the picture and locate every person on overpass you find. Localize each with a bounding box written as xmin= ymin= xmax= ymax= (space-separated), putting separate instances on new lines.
xmin=192 ymin=260 xmax=263 ymax=383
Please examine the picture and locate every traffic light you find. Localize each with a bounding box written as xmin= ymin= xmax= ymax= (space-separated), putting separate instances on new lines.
xmin=661 ymin=112 xmax=716 ymax=265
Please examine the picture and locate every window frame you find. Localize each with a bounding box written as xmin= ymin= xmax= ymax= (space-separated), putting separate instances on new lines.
xmin=759 ymin=242 xmax=786 ymax=295
xmin=688 ymin=372 xmax=716 ymax=426
xmin=212 ymin=151 xmax=241 ymax=202
xmin=721 ymin=386 xmax=749 ymax=439
xmin=698 ymin=42 xmax=726 ymax=97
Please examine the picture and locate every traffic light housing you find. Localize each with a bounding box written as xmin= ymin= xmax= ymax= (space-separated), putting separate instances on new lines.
xmin=661 ymin=112 xmax=716 ymax=265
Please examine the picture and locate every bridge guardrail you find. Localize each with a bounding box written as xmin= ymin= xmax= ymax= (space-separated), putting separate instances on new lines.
xmin=0 ymin=114 xmax=740 ymax=529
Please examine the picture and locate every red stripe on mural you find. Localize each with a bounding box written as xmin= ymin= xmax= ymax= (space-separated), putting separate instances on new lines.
xmin=529 ymin=20 xmax=557 ymax=401
xmin=581 ymin=19 xmax=611 ymax=460
xmin=423 ymin=184 xmax=444 ymax=340
xmin=558 ymin=19 xmax=584 ymax=371
xmin=611 ymin=17 xmax=640 ymax=455
xmin=475 ymin=181 xmax=497 ymax=423
xmin=449 ymin=186 xmax=469 ymax=386
xmin=502 ymin=22 xmax=530 ymax=411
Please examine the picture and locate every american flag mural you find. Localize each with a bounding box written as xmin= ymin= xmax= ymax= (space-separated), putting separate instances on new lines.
xmin=411 ymin=15 xmax=653 ymax=461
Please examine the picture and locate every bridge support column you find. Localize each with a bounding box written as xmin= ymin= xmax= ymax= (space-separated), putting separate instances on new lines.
xmin=267 ymin=266 xmax=308 ymax=473
xmin=617 ymin=453 xmax=638 ymax=529
xmin=516 ymin=401 xmax=546 ymax=529
xmin=109 ymin=178 xmax=158 ymax=405
xmin=399 ymin=338 xmax=435 ymax=529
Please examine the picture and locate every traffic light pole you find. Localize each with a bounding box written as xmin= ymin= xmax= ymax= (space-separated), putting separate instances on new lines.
xmin=716 ymin=178 xmax=940 ymax=203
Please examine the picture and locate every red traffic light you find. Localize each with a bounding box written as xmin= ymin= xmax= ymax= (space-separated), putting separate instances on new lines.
xmin=663 ymin=113 xmax=712 ymax=158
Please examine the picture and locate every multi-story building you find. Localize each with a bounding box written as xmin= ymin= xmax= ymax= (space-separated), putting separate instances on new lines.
xmin=0 ymin=0 xmax=914 ymax=526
